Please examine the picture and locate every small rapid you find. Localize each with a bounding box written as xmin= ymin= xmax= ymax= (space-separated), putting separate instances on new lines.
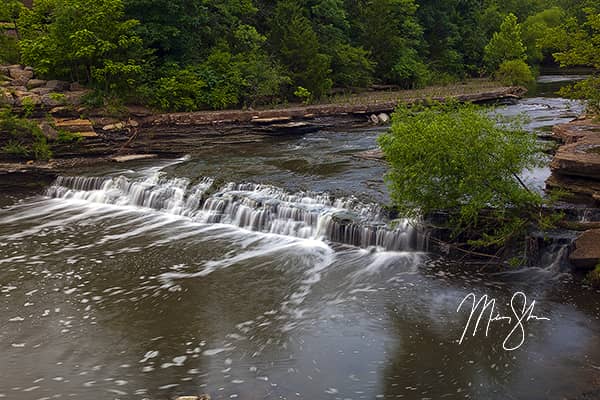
xmin=45 ymin=165 xmax=421 ymax=251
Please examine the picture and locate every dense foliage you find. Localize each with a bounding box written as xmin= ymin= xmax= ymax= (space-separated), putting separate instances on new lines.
xmin=550 ymin=5 xmax=600 ymax=112
xmin=0 ymin=0 xmax=598 ymax=110
xmin=378 ymin=103 xmax=548 ymax=248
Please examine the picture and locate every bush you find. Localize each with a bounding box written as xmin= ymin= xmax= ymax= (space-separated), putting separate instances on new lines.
xmin=293 ymin=86 xmax=311 ymax=104
xmin=495 ymin=59 xmax=535 ymax=86
xmin=559 ymin=76 xmax=600 ymax=114
xmin=0 ymin=109 xmax=52 ymax=161
xmin=378 ymin=102 xmax=546 ymax=247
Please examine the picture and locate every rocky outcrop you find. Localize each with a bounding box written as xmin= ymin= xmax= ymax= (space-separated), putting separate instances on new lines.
xmin=0 ymin=64 xmax=88 ymax=113
xmin=569 ymin=229 xmax=600 ymax=269
xmin=548 ymin=118 xmax=600 ymax=203
xmin=548 ymin=118 xmax=600 ymax=271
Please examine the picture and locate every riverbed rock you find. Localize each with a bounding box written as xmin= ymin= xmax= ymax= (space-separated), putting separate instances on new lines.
xmin=111 ymin=154 xmax=157 ymax=163
xmin=354 ymin=148 xmax=385 ymax=160
xmin=569 ymin=229 xmax=600 ymax=269
xmin=377 ymin=113 xmax=390 ymax=124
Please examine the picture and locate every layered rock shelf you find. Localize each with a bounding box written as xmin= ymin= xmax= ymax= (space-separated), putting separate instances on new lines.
xmin=548 ymin=118 xmax=600 ymax=270
xmin=548 ymin=118 xmax=600 ymax=203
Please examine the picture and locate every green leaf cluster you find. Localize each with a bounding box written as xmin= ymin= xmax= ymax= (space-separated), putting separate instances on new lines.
xmin=378 ymin=102 xmax=546 ymax=246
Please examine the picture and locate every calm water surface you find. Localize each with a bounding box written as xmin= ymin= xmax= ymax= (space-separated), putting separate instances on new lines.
xmin=1 ymin=77 xmax=599 ymax=400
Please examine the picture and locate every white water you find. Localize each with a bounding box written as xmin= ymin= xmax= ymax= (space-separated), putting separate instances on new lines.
xmin=45 ymin=164 xmax=421 ymax=252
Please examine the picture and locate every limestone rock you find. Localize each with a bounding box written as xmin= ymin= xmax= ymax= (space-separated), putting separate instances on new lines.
xmin=30 ymin=87 xmax=53 ymax=96
xmin=54 ymin=118 xmax=97 ymax=137
xmin=111 ymin=154 xmax=157 ymax=163
xmin=8 ymin=66 xmax=33 ymax=83
xmin=354 ymin=148 xmax=385 ymax=160
xmin=63 ymin=90 xmax=88 ymax=106
xmin=0 ymin=89 xmax=15 ymax=106
xmin=41 ymin=93 xmax=66 ymax=107
xmin=26 ymin=79 xmax=46 ymax=89
xmin=45 ymin=80 xmax=70 ymax=92
xmin=15 ymin=93 xmax=41 ymax=107
xmin=569 ymin=229 xmax=600 ymax=269
xmin=38 ymin=121 xmax=58 ymax=140
xmin=377 ymin=113 xmax=390 ymax=124
xmin=69 ymin=82 xmax=86 ymax=91
xmin=550 ymin=138 xmax=600 ymax=180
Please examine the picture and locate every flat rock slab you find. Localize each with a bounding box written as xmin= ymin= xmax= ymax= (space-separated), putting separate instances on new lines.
xmin=552 ymin=120 xmax=600 ymax=144
xmin=354 ymin=148 xmax=385 ymax=160
xmin=569 ymin=229 xmax=600 ymax=269
xmin=111 ymin=154 xmax=157 ymax=163
xmin=54 ymin=118 xmax=98 ymax=137
xmin=551 ymin=135 xmax=600 ymax=180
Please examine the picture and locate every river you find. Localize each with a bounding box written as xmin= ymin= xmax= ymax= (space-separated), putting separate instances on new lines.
xmin=1 ymin=77 xmax=599 ymax=400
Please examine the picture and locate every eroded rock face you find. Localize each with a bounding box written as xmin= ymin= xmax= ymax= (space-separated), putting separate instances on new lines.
xmin=549 ymin=119 xmax=600 ymax=204
xmin=569 ymin=229 xmax=600 ymax=269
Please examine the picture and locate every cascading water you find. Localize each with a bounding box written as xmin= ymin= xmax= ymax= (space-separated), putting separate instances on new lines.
xmin=45 ymin=168 xmax=421 ymax=251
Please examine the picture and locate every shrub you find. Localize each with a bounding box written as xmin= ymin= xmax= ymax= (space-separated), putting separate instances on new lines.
xmin=559 ymin=76 xmax=600 ymax=114
xmin=378 ymin=102 xmax=547 ymax=248
xmin=0 ymin=109 xmax=52 ymax=160
xmin=293 ymin=86 xmax=311 ymax=104
xmin=495 ymin=59 xmax=535 ymax=86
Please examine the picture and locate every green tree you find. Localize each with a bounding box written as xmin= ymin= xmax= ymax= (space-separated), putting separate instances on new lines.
xmin=484 ymin=13 xmax=527 ymax=72
xmin=551 ymin=6 xmax=600 ymax=112
xmin=349 ymin=0 xmax=428 ymax=87
xmin=18 ymin=0 xmax=146 ymax=94
xmin=378 ymin=102 xmax=546 ymax=248
xmin=123 ymin=0 xmax=209 ymax=63
xmin=521 ymin=7 xmax=565 ymax=64
xmin=270 ymin=1 xmax=332 ymax=98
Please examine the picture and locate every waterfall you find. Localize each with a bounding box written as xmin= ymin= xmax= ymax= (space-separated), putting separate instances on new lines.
xmin=45 ymin=172 xmax=421 ymax=251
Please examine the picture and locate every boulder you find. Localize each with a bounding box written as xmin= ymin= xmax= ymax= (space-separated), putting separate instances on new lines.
xmin=569 ymin=229 xmax=600 ymax=269
xmin=63 ymin=90 xmax=88 ymax=106
xmin=369 ymin=114 xmax=380 ymax=124
xmin=15 ymin=93 xmax=41 ymax=107
xmin=30 ymin=87 xmax=53 ymax=96
xmin=0 ymin=89 xmax=15 ymax=106
xmin=69 ymin=82 xmax=86 ymax=91
xmin=38 ymin=121 xmax=58 ymax=140
xmin=26 ymin=79 xmax=46 ymax=90
xmin=41 ymin=93 xmax=66 ymax=107
xmin=8 ymin=66 xmax=33 ymax=82
xmin=45 ymin=80 xmax=70 ymax=92
xmin=50 ymin=106 xmax=76 ymax=117
xmin=377 ymin=113 xmax=390 ymax=124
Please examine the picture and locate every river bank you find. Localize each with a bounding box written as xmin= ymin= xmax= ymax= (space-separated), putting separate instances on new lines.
xmin=1 ymin=63 xmax=525 ymax=175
